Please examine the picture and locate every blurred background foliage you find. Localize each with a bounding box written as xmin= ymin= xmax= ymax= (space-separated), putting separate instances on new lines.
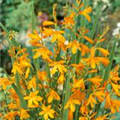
xmin=0 ymin=0 xmax=66 ymax=31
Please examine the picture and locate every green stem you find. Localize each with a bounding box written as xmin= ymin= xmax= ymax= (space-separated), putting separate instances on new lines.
xmin=75 ymin=106 xmax=79 ymax=120
xmin=102 ymin=39 xmax=116 ymax=82
xmin=62 ymin=70 xmax=71 ymax=120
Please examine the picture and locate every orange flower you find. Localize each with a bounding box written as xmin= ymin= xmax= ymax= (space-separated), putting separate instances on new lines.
xmin=68 ymin=109 xmax=74 ymax=120
xmin=71 ymin=62 xmax=85 ymax=74
xmin=82 ymin=47 xmax=97 ymax=68
xmin=7 ymin=102 xmax=18 ymax=109
xmin=72 ymin=78 xmax=85 ymax=90
xmin=95 ymin=115 xmax=108 ymax=120
xmin=87 ymin=76 xmax=103 ymax=87
xmin=80 ymin=105 xmax=88 ymax=115
xmin=33 ymin=47 xmax=52 ymax=62
xmin=65 ymin=97 xmax=80 ymax=112
xmin=96 ymin=57 xmax=109 ymax=66
xmin=71 ymin=89 xmax=86 ymax=103
xmin=111 ymin=82 xmax=120 ymax=94
xmin=43 ymin=21 xmax=54 ymax=26
xmin=9 ymin=89 xmax=19 ymax=103
xmin=79 ymin=43 xmax=90 ymax=56
xmin=86 ymin=94 xmax=97 ymax=108
xmin=105 ymin=93 xmax=120 ymax=113
xmin=63 ymin=12 xmax=75 ymax=28
xmin=82 ymin=36 xmax=94 ymax=44
xmin=109 ymin=65 xmax=120 ymax=83
xmin=79 ymin=117 xmax=88 ymax=120
xmin=20 ymin=108 xmax=30 ymax=120
xmin=96 ymin=48 xmax=109 ymax=56
xmin=67 ymin=40 xmax=81 ymax=54
xmin=28 ymin=30 xmax=42 ymax=47
xmin=82 ymin=47 xmax=109 ymax=68
xmin=4 ymin=111 xmax=18 ymax=120
xmin=47 ymin=89 xmax=60 ymax=103
xmin=79 ymin=6 xmax=92 ymax=22
xmin=93 ymin=90 xmax=106 ymax=102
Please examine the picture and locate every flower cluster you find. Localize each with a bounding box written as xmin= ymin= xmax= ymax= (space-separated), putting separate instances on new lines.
xmin=0 ymin=0 xmax=120 ymax=120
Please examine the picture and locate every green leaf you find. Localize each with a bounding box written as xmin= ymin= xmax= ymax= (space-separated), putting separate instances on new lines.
xmin=102 ymin=39 xmax=117 ymax=83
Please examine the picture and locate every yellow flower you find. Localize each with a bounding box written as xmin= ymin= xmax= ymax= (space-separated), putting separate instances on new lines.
xmin=27 ymin=76 xmax=36 ymax=89
xmin=11 ymin=61 xmax=23 ymax=75
xmin=41 ymin=28 xmax=66 ymax=51
xmin=28 ymin=30 xmax=41 ymax=42
xmin=42 ymin=28 xmax=65 ymax=44
xmin=49 ymin=60 xmax=67 ymax=75
xmin=39 ymin=105 xmax=55 ymax=120
xmin=11 ymin=49 xmax=31 ymax=76
xmin=0 ymin=77 xmax=13 ymax=90
xmin=33 ymin=47 xmax=53 ymax=62
xmin=12 ymin=58 xmax=31 ymax=75
xmin=41 ymin=27 xmax=53 ymax=38
xmin=57 ymin=73 xmax=65 ymax=84
xmin=24 ymin=91 xmax=42 ymax=108
xmin=25 ymin=67 xmax=30 ymax=79
xmin=47 ymin=89 xmax=60 ymax=103
xmin=51 ymin=30 xmax=65 ymax=43
xmin=38 ymin=70 xmax=47 ymax=81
